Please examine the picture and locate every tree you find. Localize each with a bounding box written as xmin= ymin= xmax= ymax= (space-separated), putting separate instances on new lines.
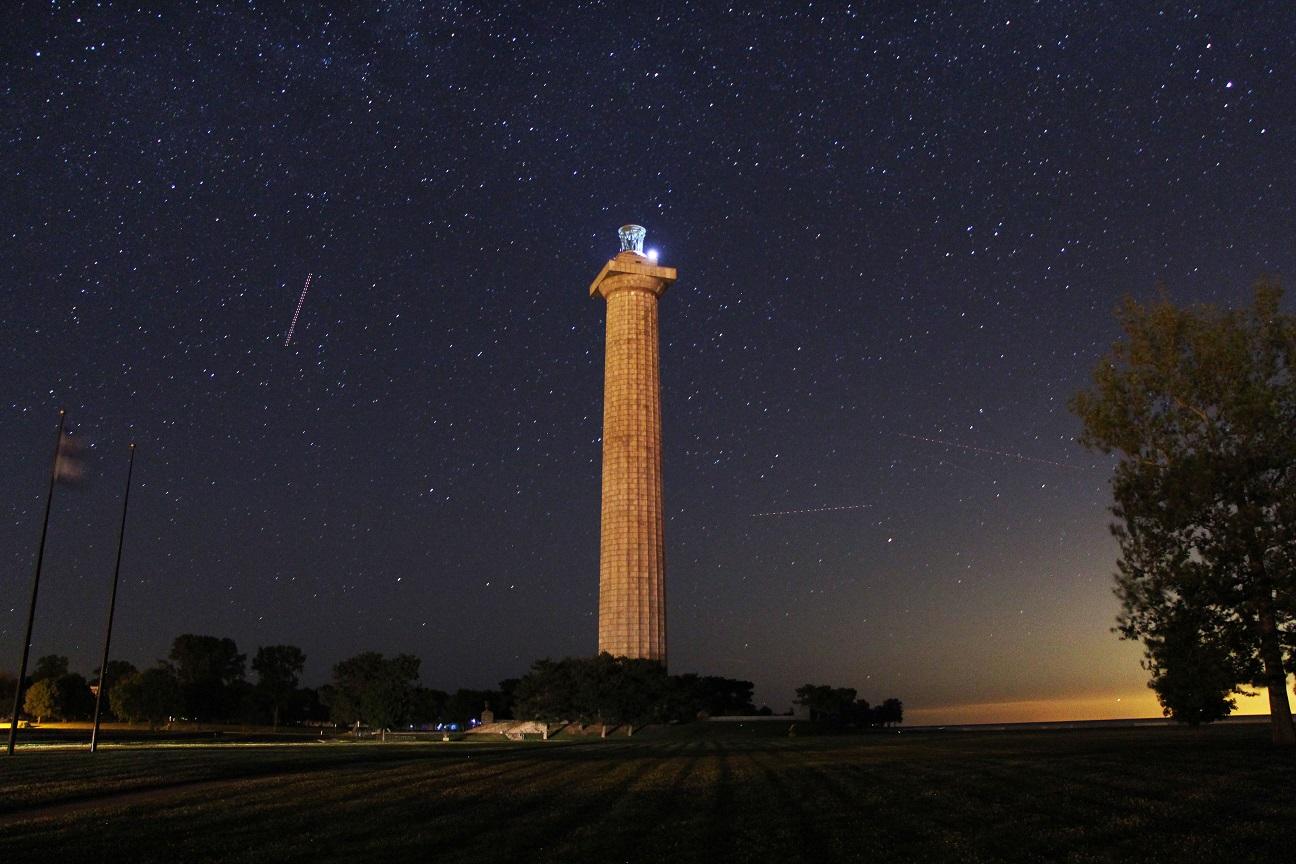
xmin=169 ymin=634 xmax=246 ymax=722
xmin=1071 ymin=281 xmax=1296 ymax=744
xmin=93 ymin=661 xmax=139 ymax=720
xmin=601 ymin=657 xmax=671 ymax=734
xmin=292 ymin=687 xmax=329 ymax=724
xmin=572 ymin=655 xmax=616 ymax=732
xmin=795 ymin=684 xmax=858 ymax=725
xmin=495 ymin=678 xmax=520 ymax=719
xmin=93 ymin=660 xmax=139 ymax=694
xmin=0 ymin=672 xmax=15 ymax=717
xmin=569 ymin=654 xmax=670 ymax=735
xmin=33 ymin=654 xmax=70 ymax=682
xmin=323 ymin=652 xmax=421 ymax=731
xmin=109 ymin=666 xmax=181 ymax=729
xmin=852 ymin=699 xmax=873 ymax=725
xmin=513 ymin=658 xmax=577 ymax=736
xmin=58 ymin=674 xmax=95 ymax=720
xmin=875 ymin=698 xmax=904 ymax=727
xmin=1142 ymin=604 xmax=1240 ymax=725
xmin=513 ymin=656 xmax=758 ymax=735
xmin=513 ymin=654 xmax=672 ymax=736
xmin=23 ymin=678 xmax=59 ymax=723
xmin=443 ymin=688 xmax=509 ymax=727
xmin=409 ymin=687 xmax=449 ymax=727
xmin=673 ymin=674 xmax=756 ymax=718
xmin=252 ymin=645 xmax=306 ymax=728
xmin=22 ymin=674 xmax=94 ymax=722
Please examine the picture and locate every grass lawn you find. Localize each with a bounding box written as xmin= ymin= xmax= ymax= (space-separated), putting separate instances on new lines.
xmin=0 ymin=723 xmax=1292 ymax=863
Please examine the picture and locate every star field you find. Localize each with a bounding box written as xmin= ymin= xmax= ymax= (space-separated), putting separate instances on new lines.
xmin=3 ymin=2 xmax=1294 ymax=720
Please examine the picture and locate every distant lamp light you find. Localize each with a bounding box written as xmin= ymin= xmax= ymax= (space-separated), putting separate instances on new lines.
xmin=646 ymin=248 xmax=659 ymax=263
xmin=618 ymin=224 xmax=646 ymax=254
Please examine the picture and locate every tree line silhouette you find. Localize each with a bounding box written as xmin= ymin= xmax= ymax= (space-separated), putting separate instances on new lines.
xmin=1 ymin=637 xmax=901 ymax=734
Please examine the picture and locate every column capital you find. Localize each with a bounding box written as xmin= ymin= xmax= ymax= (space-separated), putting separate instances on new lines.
xmin=590 ymin=251 xmax=677 ymax=300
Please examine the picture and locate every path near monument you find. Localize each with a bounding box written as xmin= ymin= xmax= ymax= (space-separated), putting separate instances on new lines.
xmin=2 ymin=727 xmax=1292 ymax=863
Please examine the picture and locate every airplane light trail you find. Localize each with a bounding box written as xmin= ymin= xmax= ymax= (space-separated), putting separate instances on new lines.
xmin=283 ymin=273 xmax=313 ymax=347
xmin=898 ymin=432 xmax=1088 ymax=471
xmin=751 ymin=503 xmax=874 ymax=518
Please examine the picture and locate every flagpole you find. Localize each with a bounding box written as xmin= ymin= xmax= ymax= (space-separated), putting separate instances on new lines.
xmin=90 ymin=443 xmax=135 ymax=754
xmin=7 ymin=410 xmax=66 ymax=756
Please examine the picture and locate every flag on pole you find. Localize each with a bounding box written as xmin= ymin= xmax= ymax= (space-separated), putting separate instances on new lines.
xmin=53 ymin=431 xmax=84 ymax=484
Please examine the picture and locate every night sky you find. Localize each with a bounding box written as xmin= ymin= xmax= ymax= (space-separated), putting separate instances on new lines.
xmin=4 ymin=2 xmax=1294 ymax=723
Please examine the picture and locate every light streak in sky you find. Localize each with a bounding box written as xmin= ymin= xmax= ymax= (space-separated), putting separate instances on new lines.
xmin=751 ymin=503 xmax=874 ymax=518
xmin=898 ymin=432 xmax=1088 ymax=471
xmin=283 ymin=273 xmax=313 ymax=347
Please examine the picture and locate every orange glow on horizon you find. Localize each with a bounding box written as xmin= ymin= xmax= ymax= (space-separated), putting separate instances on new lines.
xmin=907 ymin=688 xmax=1277 ymax=727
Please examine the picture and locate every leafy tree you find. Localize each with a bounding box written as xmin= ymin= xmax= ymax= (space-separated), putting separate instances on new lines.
xmin=597 ymin=656 xmax=671 ymax=734
xmin=1142 ymin=605 xmax=1240 ymax=725
xmin=1071 ymin=281 xmax=1296 ymax=745
xmin=22 ymin=674 xmax=94 ymax=722
xmin=794 ymin=686 xmax=903 ymax=728
xmin=443 ymin=688 xmax=509 ymax=727
xmin=674 ymin=674 xmax=756 ymax=718
xmin=92 ymin=660 xmax=139 ymax=721
xmin=323 ymin=652 xmax=421 ymax=730
xmin=513 ymin=654 xmax=670 ymax=736
xmin=875 ymin=698 xmax=904 ymax=727
xmin=169 ymin=634 xmax=246 ymax=722
xmin=32 ymin=654 xmax=69 ymax=682
xmin=409 ymin=687 xmax=449 ymax=726
xmin=853 ymin=699 xmax=873 ymax=725
xmin=513 ymin=658 xmax=579 ymax=732
xmin=795 ymin=684 xmax=859 ymax=725
xmin=93 ymin=660 xmax=139 ymax=693
xmin=109 ymin=666 xmax=181 ymax=729
xmin=513 ymin=656 xmax=762 ymax=734
xmin=228 ymin=678 xmax=259 ymax=724
xmin=495 ymin=677 xmax=520 ymax=719
xmin=578 ymin=655 xmax=653 ymax=735
xmin=293 ymin=687 xmax=329 ymax=724
xmin=58 ymin=674 xmax=95 ymax=720
xmin=0 ymin=672 xmax=15 ymax=717
xmin=567 ymin=657 xmax=605 ymax=729
xmin=519 ymin=654 xmax=672 ymax=734
xmin=252 ymin=644 xmax=306 ymax=728
xmin=23 ymin=678 xmax=60 ymax=723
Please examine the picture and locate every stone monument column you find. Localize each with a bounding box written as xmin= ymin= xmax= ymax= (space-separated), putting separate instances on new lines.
xmin=589 ymin=225 xmax=676 ymax=664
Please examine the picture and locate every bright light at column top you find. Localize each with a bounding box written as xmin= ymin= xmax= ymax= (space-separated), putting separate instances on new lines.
xmin=646 ymin=248 xmax=659 ymax=262
xmin=618 ymin=224 xmax=646 ymax=254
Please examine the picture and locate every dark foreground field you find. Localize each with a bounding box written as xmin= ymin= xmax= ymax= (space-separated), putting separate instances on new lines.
xmin=1 ymin=724 xmax=1292 ymax=863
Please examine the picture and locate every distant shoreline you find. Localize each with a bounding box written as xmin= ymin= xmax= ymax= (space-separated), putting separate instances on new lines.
xmin=904 ymin=714 xmax=1271 ymax=732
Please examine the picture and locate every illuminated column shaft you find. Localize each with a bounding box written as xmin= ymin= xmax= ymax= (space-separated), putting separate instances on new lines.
xmin=591 ymin=231 xmax=676 ymax=664
xmin=599 ymin=281 xmax=665 ymax=661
